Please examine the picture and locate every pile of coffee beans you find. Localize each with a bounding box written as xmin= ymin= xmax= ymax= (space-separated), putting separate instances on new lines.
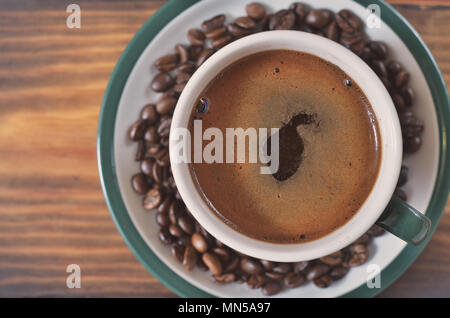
xmin=128 ymin=2 xmax=424 ymax=295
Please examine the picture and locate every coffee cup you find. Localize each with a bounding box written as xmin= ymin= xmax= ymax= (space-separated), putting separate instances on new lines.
xmin=169 ymin=31 xmax=431 ymax=262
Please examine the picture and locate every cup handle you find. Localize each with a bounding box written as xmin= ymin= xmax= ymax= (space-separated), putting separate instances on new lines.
xmin=375 ymin=195 xmax=432 ymax=245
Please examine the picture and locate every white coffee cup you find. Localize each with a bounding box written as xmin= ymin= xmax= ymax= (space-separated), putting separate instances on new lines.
xmin=169 ymin=31 xmax=430 ymax=262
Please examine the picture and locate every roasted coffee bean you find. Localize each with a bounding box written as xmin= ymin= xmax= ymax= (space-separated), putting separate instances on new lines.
xmin=147 ymin=144 xmax=161 ymax=156
xmin=171 ymin=244 xmax=184 ymax=263
xmin=140 ymin=104 xmax=159 ymax=125
xmin=202 ymin=253 xmax=223 ymax=276
xmin=400 ymin=111 xmax=424 ymax=137
xmin=227 ymin=23 xmax=252 ymax=37
xmin=154 ymin=147 xmax=169 ymax=163
xmin=131 ymin=173 xmax=150 ymax=194
xmin=354 ymin=233 xmax=372 ymax=245
xmin=401 ymin=86 xmax=415 ymax=106
xmin=205 ymin=26 xmax=228 ymax=39
xmin=395 ymin=187 xmax=408 ymax=201
xmin=314 ymin=275 xmax=333 ymax=288
xmin=272 ymin=263 xmax=291 ymax=274
xmin=254 ymin=14 xmax=270 ymax=32
xmin=156 ymin=96 xmax=177 ymax=115
xmin=191 ymin=232 xmax=208 ymax=253
xmin=247 ymin=274 xmax=265 ymax=289
xmin=196 ymin=49 xmax=215 ymax=67
xmin=158 ymin=227 xmax=173 ymax=245
xmin=265 ymin=271 xmax=284 ymax=280
xmin=129 ymin=119 xmax=147 ymax=141
xmin=157 ymin=117 xmax=172 ymax=137
xmin=175 ymin=44 xmax=190 ymax=64
xmin=144 ymin=126 xmax=160 ymax=144
xmin=305 ymin=9 xmax=332 ymax=29
xmin=320 ymin=251 xmax=344 ymax=266
xmin=395 ymin=70 xmax=410 ymax=88
xmin=340 ymin=31 xmax=363 ymax=45
xmin=189 ymin=45 xmax=203 ymax=61
xmin=329 ymin=266 xmax=349 ymax=280
xmin=246 ymin=2 xmax=266 ymax=20
xmin=169 ymin=224 xmax=184 ymax=237
xmin=143 ymin=187 xmax=162 ymax=210
xmin=284 ymin=272 xmax=306 ymax=288
xmin=269 ymin=10 xmax=296 ymax=30
xmin=326 ymin=20 xmax=340 ymax=42
xmin=212 ymin=34 xmax=233 ymax=49
xmin=262 ymin=281 xmax=281 ymax=296
xmin=177 ymin=62 xmax=196 ymax=74
xmin=155 ymin=53 xmax=179 ymax=72
xmin=235 ymin=16 xmax=257 ymax=29
xmin=294 ymin=261 xmax=309 ymax=273
xmin=169 ymin=200 xmax=185 ymax=224
xmin=347 ymin=244 xmax=369 ymax=267
xmin=397 ymin=165 xmax=408 ymax=187
xmin=404 ymin=135 xmax=422 ymax=153
xmin=260 ymin=260 xmax=275 ymax=271
xmin=173 ymin=83 xmax=186 ymax=93
xmin=359 ymin=46 xmax=372 ymax=62
xmin=213 ymin=247 xmax=230 ymax=263
xmin=240 ymin=258 xmax=263 ymax=275
xmin=214 ymin=273 xmax=236 ymax=285
xmin=151 ymin=72 xmax=173 ymax=92
xmin=392 ymin=93 xmax=406 ymax=111
xmin=152 ymin=162 xmax=163 ymax=184
xmin=187 ymin=28 xmax=205 ymax=46
xmin=183 ymin=245 xmax=198 ymax=270
xmin=201 ymin=14 xmax=226 ymax=33
xmin=371 ymin=59 xmax=387 ymax=79
xmin=289 ymin=2 xmax=309 ymax=24
xmin=176 ymin=235 xmax=191 ymax=247
xmin=157 ymin=194 xmax=173 ymax=215
xmin=178 ymin=216 xmax=194 ymax=235
xmin=155 ymin=212 xmax=170 ymax=227
xmin=335 ymin=9 xmax=361 ymax=33
xmin=140 ymin=158 xmax=154 ymax=177
xmin=306 ymin=263 xmax=330 ymax=280
xmin=388 ymin=61 xmax=402 ymax=74
xmin=135 ymin=140 xmax=145 ymax=161
xmin=224 ymin=257 xmax=240 ymax=272
xmin=368 ymin=41 xmax=388 ymax=60
xmin=367 ymin=224 xmax=385 ymax=237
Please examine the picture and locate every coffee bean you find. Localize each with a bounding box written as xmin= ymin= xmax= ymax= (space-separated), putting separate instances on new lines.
xmin=202 ymin=253 xmax=223 ymax=276
xmin=400 ymin=111 xmax=424 ymax=137
xmin=404 ymin=135 xmax=422 ymax=153
xmin=388 ymin=61 xmax=402 ymax=74
xmin=265 ymin=271 xmax=284 ymax=280
xmin=240 ymin=258 xmax=263 ymax=275
xmin=156 ymin=96 xmax=177 ymax=115
xmin=305 ymin=9 xmax=332 ymax=29
xmin=272 ymin=263 xmax=291 ymax=274
xmin=213 ymin=247 xmax=231 ymax=263
xmin=177 ymin=62 xmax=196 ymax=74
xmin=395 ymin=70 xmax=410 ymax=88
xmin=187 ymin=28 xmax=205 ymax=46
xmin=135 ymin=140 xmax=145 ymax=161
xmin=147 ymin=144 xmax=161 ymax=156
xmin=169 ymin=224 xmax=184 ymax=237
xmin=129 ymin=119 xmax=147 ymax=141
xmin=144 ymin=126 xmax=160 ymax=144
xmin=173 ymin=83 xmax=186 ymax=93
xmin=347 ymin=244 xmax=369 ymax=267
xmin=158 ymin=227 xmax=173 ymax=245
xmin=397 ymin=165 xmax=408 ymax=187
xmin=294 ymin=261 xmax=309 ymax=273
xmin=196 ymin=49 xmax=215 ymax=67
xmin=335 ymin=9 xmax=361 ymax=33
xmin=269 ymin=10 xmax=296 ymax=30
xmin=306 ymin=263 xmax=330 ymax=280
xmin=176 ymin=235 xmax=191 ymax=247
xmin=260 ymin=260 xmax=275 ymax=271
xmin=326 ymin=20 xmax=340 ymax=42
xmin=189 ymin=45 xmax=203 ymax=61
xmin=247 ymin=274 xmax=265 ymax=289
xmin=289 ymin=2 xmax=309 ymax=24
xmin=329 ymin=266 xmax=349 ymax=280
xmin=313 ymin=275 xmax=332 ymax=288
xmin=214 ymin=273 xmax=236 ymax=285
xmin=401 ymin=86 xmax=415 ymax=106
xmin=157 ymin=117 xmax=172 ymax=137
xmin=157 ymin=195 xmax=172 ymax=214
xmin=191 ymin=232 xmax=208 ymax=253
xmin=212 ymin=34 xmax=233 ymax=49
xmin=175 ymin=44 xmax=190 ymax=64
xmin=178 ymin=216 xmax=194 ymax=235
xmin=392 ymin=93 xmax=406 ymax=111
xmin=151 ymin=72 xmax=174 ymax=92
xmin=155 ymin=53 xmax=179 ymax=72
xmin=169 ymin=200 xmax=185 ymax=224
xmin=235 ymin=16 xmax=256 ymax=29
xmin=246 ymin=2 xmax=266 ymax=20
xmin=371 ymin=59 xmax=387 ymax=78
xmin=155 ymin=212 xmax=170 ymax=227
xmin=140 ymin=158 xmax=154 ymax=177
xmin=152 ymin=162 xmax=163 ymax=184
xmin=227 ymin=23 xmax=252 ymax=37
xmin=205 ymin=26 xmax=228 ymax=39
xmin=140 ymin=104 xmax=159 ymax=125
xmin=367 ymin=224 xmax=385 ymax=237
xmin=143 ymin=187 xmax=162 ymax=210
xmin=201 ymin=14 xmax=226 ymax=33
xmin=354 ymin=233 xmax=372 ymax=245
xmin=131 ymin=173 xmax=150 ymax=195
xmin=171 ymin=244 xmax=184 ymax=263
xmin=183 ymin=245 xmax=198 ymax=270
xmin=368 ymin=41 xmax=388 ymax=60
xmin=262 ymin=281 xmax=281 ymax=296
xmin=224 ymin=257 xmax=240 ymax=272
xmin=395 ymin=187 xmax=408 ymax=201
xmin=320 ymin=251 xmax=344 ymax=266
xmin=284 ymin=272 xmax=306 ymax=288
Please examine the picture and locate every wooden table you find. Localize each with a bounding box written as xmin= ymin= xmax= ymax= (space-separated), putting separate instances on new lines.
xmin=0 ymin=0 xmax=448 ymax=297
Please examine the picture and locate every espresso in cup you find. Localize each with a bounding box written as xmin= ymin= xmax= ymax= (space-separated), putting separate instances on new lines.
xmin=188 ymin=49 xmax=381 ymax=244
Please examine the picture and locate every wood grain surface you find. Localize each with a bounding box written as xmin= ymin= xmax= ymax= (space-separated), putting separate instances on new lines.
xmin=0 ymin=0 xmax=448 ymax=298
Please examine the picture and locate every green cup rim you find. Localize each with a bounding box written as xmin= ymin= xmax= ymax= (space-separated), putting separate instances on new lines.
xmin=97 ymin=0 xmax=450 ymax=297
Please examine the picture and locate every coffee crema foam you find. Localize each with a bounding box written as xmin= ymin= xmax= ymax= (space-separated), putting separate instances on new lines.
xmin=189 ymin=50 xmax=381 ymax=244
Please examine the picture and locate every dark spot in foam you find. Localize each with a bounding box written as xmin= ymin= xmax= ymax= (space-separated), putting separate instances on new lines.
xmin=275 ymin=67 xmax=280 ymax=73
